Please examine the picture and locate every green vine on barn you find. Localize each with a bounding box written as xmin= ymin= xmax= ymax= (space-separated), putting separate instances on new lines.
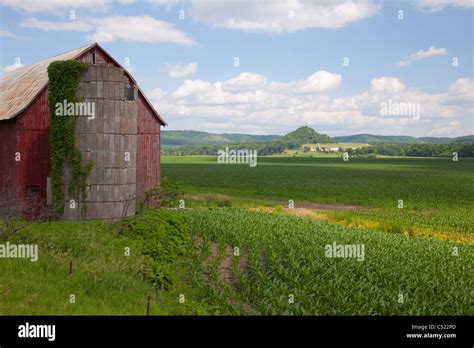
xmin=47 ymin=60 xmax=92 ymax=218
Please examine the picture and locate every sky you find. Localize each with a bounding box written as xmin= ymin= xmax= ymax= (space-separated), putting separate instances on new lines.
xmin=0 ymin=0 xmax=473 ymax=137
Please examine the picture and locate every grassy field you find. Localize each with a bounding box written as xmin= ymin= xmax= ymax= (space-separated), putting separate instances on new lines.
xmin=0 ymin=214 xmax=212 ymax=315
xmin=162 ymin=156 xmax=474 ymax=241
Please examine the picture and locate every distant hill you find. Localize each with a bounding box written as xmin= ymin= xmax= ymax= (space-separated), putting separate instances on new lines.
xmin=162 ymin=130 xmax=277 ymax=145
xmin=163 ymin=129 xmax=473 ymax=146
xmin=417 ymin=137 xmax=455 ymax=144
xmin=451 ymin=135 xmax=474 ymax=143
xmin=333 ymin=134 xmax=423 ymax=144
xmin=333 ymin=134 xmax=474 ymax=144
xmin=283 ymin=126 xmax=332 ymax=144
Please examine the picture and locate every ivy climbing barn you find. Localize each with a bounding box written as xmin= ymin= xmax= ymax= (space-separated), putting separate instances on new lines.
xmin=0 ymin=43 xmax=167 ymax=220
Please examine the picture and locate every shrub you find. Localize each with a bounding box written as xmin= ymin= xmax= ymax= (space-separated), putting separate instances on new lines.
xmin=122 ymin=209 xmax=190 ymax=289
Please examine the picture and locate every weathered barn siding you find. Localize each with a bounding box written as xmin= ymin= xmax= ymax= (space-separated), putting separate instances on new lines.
xmin=136 ymin=92 xmax=161 ymax=201
xmin=15 ymin=88 xmax=51 ymax=204
xmin=0 ymin=120 xmax=18 ymax=202
xmin=65 ymin=64 xmax=137 ymax=220
xmin=76 ymin=47 xmax=116 ymax=66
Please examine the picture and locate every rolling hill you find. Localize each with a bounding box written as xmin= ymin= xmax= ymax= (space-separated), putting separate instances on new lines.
xmin=333 ymin=134 xmax=474 ymax=144
xmin=162 ymin=130 xmax=277 ymax=145
xmin=163 ymin=128 xmax=473 ymax=146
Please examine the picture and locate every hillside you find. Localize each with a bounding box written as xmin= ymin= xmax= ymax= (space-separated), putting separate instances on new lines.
xmin=283 ymin=126 xmax=332 ymax=144
xmin=162 ymin=128 xmax=473 ymax=150
xmin=333 ymin=134 xmax=423 ymax=144
xmin=451 ymin=135 xmax=474 ymax=143
xmin=162 ymin=130 xmax=277 ymax=145
xmin=334 ymin=134 xmax=474 ymax=144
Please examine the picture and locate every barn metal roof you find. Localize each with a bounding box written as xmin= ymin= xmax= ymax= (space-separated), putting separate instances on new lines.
xmin=0 ymin=43 xmax=167 ymax=125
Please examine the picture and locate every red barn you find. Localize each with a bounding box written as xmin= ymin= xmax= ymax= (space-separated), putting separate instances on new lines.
xmin=0 ymin=43 xmax=167 ymax=220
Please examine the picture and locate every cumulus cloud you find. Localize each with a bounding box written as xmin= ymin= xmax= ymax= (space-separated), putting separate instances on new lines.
xmin=0 ymin=0 xmax=111 ymax=13
xmin=222 ymin=73 xmax=268 ymax=92
xmin=87 ymin=16 xmax=196 ymax=45
xmin=398 ymin=46 xmax=448 ymax=67
xmin=415 ymin=0 xmax=474 ymax=12
xmin=370 ymin=77 xmax=406 ymax=93
xmin=268 ymin=71 xmax=342 ymax=94
xmin=149 ymin=72 xmax=474 ymax=136
xmin=19 ymin=16 xmax=196 ymax=45
xmin=21 ymin=17 xmax=93 ymax=31
xmin=189 ymin=0 xmax=382 ymax=33
xmin=167 ymin=62 xmax=198 ymax=78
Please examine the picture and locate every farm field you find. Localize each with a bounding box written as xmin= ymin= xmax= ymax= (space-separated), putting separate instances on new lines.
xmin=162 ymin=156 xmax=474 ymax=242
xmin=180 ymin=208 xmax=472 ymax=315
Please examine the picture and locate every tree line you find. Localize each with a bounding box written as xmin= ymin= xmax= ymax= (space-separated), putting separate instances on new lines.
xmin=347 ymin=143 xmax=474 ymax=157
xmin=162 ymin=141 xmax=474 ymax=158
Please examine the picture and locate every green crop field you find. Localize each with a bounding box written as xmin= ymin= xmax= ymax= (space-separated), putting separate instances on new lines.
xmin=180 ymin=208 xmax=472 ymax=315
xmin=162 ymin=156 xmax=474 ymax=241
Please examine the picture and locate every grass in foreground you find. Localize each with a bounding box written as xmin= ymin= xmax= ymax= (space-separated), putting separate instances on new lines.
xmin=0 ymin=216 xmax=211 ymax=315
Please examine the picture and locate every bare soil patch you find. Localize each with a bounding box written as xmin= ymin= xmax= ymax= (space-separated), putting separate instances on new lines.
xmin=219 ymin=245 xmax=237 ymax=288
xmin=201 ymin=241 xmax=219 ymax=282
xmin=292 ymin=201 xmax=365 ymax=211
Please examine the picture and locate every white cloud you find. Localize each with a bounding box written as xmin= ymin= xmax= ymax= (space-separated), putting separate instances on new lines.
xmin=0 ymin=30 xmax=15 ymax=37
xmin=21 ymin=17 xmax=93 ymax=31
xmin=448 ymin=78 xmax=474 ymax=95
xmin=398 ymin=46 xmax=448 ymax=67
xmin=0 ymin=0 xmax=111 ymax=13
xmin=370 ymin=77 xmax=406 ymax=93
xmin=222 ymin=73 xmax=267 ymax=92
xmin=148 ymin=0 xmax=179 ymax=9
xmin=268 ymin=71 xmax=342 ymax=94
xmin=189 ymin=0 xmax=382 ymax=33
xmin=19 ymin=16 xmax=196 ymax=45
xmin=416 ymin=0 xmax=474 ymax=12
xmin=167 ymin=62 xmax=198 ymax=78
xmin=88 ymin=16 xmax=196 ymax=45
xmin=445 ymin=78 xmax=474 ymax=106
xmin=149 ymin=72 xmax=474 ymax=137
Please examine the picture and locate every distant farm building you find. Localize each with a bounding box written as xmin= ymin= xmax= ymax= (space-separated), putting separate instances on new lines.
xmin=0 ymin=43 xmax=166 ymax=220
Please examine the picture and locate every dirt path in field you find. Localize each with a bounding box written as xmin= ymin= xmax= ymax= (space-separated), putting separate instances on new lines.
xmin=219 ymin=245 xmax=237 ymax=287
xmin=292 ymin=201 xmax=365 ymax=211
xmin=195 ymin=238 xmax=256 ymax=314
xmin=200 ymin=240 xmax=219 ymax=282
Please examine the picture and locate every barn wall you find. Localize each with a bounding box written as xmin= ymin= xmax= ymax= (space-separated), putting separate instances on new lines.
xmin=136 ymin=91 xmax=161 ymax=201
xmin=0 ymin=120 xmax=18 ymax=204
xmin=15 ymin=88 xmax=51 ymax=206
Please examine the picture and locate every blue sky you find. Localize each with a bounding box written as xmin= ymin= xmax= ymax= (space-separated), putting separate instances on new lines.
xmin=1 ymin=0 xmax=473 ymax=136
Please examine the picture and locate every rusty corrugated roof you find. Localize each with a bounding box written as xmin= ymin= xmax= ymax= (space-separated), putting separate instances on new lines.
xmin=0 ymin=43 xmax=167 ymax=126
xmin=0 ymin=43 xmax=95 ymax=121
